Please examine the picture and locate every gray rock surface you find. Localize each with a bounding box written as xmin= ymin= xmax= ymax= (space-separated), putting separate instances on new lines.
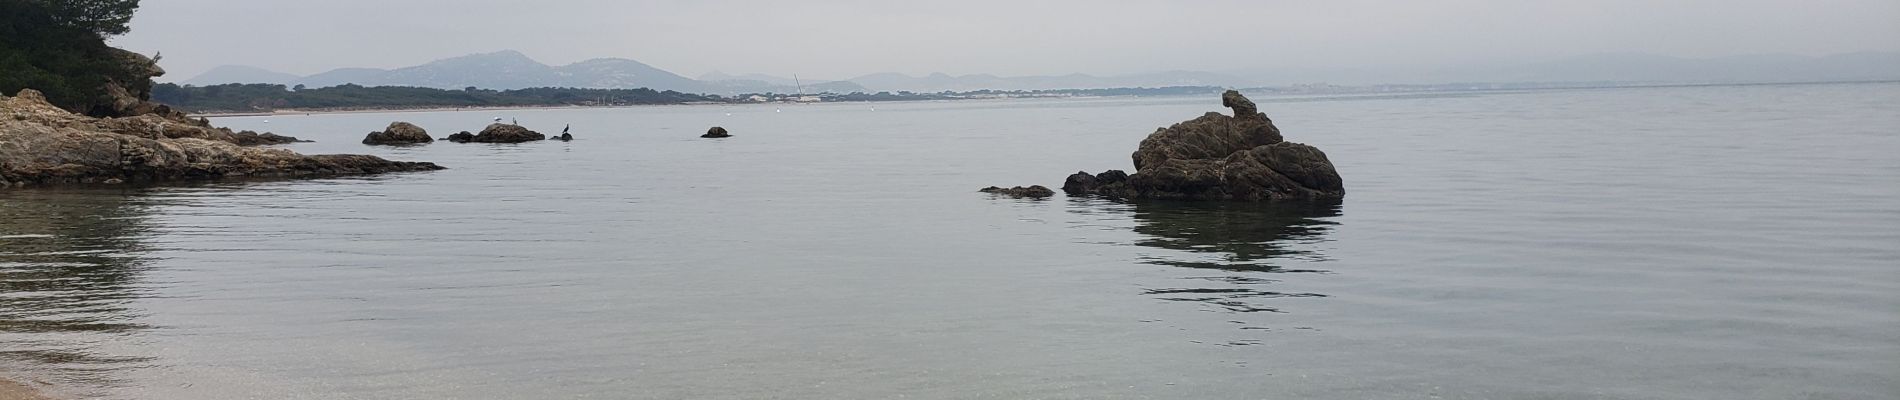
xmin=1 ymin=89 xmax=441 ymax=188
xmin=363 ymin=121 xmax=434 ymax=145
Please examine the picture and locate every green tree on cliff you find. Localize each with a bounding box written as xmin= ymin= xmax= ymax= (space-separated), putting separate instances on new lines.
xmin=32 ymin=0 xmax=140 ymax=37
xmin=0 ymin=0 xmax=146 ymax=113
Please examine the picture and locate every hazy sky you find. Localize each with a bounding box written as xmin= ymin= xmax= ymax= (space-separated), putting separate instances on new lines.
xmin=113 ymin=0 xmax=1900 ymax=81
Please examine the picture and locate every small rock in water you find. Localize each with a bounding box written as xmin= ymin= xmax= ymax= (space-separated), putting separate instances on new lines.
xmin=362 ymin=121 xmax=433 ymax=145
xmin=979 ymin=185 xmax=1055 ymax=198
xmin=702 ymin=126 xmax=731 ymax=138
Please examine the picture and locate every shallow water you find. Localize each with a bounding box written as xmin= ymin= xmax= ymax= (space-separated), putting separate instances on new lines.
xmin=3 ymin=83 xmax=1897 ymax=399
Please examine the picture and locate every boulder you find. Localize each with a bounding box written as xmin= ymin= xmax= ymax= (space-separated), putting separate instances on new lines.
xmin=980 ymin=185 xmax=1056 ymax=198
xmin=362 ymin=121 xmax=434 ymax=145
xmin=554 ymin=133 xmax=573 ymax=141
xmin=1063 ymin=90 xmax=1343 ymax=202
xmin=702 ymin=126 xmax=731 ymax=138
xmin=449 ymin=123 xmax=544 ymax=143
xmin=1 ymin=89 xmax=442 ymax=188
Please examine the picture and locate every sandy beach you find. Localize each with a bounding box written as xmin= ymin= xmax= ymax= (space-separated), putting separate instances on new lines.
xmin=0 ymin=378 xmax=50 ymax=400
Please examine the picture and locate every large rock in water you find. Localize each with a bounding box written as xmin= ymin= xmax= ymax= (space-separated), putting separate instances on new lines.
xmin=702 ymin=126 xmax=730 ymax=138
xmin=363 ymin=121 xmax=433 ymax=144
xmin=1063 ymin=90 xmax=1343 ymax=201
xmin=453 ymin=123 xmax=544 ymax=143
xmin=0 ymin=89 xmax=442 ymax=188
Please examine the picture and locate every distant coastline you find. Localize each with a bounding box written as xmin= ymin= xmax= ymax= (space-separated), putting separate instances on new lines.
xmin=182 ymin=79 xmax=1899 ymax=119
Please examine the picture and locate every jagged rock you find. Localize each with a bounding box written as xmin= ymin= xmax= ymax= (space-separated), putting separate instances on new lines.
xmin=1 ymin=89 xmax=441 ymax=188
xmin=448 ymin=123 xmax=544 ymax=143
xmin=363 ymin=121 xmax=434 ymax=145
xmin=88 ymin=48 xmax=168 ymax=118
xmin=980 ymin=185 xmax=1055 ymax=198
xmin=702 ymin=126 xmax=730 ymax=138
xmin=1063 ymin=90 xmax=1343 ymax=202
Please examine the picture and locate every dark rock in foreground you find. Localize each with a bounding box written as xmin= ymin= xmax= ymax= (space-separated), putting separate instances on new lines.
xmin=702 ymin=126 xmax=730 ymax=138
xmin=980 ymin=185 xmax=1056 ymax=198
xmin=1063 ymin=90 xmax=1343 ymax=202
xmin=1 ymin=89 xmax=442 ymax=188
xmin=445 ymin=123 xmax=544 ymax=143
xmin=362 ymin=121 xmax=434 ymax=145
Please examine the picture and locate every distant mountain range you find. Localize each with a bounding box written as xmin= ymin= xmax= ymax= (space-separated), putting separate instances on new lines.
xmin=183 ymin=50 xmax=863 ymax=95
xmin=182 ymin=50 xmax=1900 ymax=94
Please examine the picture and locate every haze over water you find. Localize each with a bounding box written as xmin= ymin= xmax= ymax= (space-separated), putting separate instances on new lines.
xmin=2 ymin=83 xmax=1897 ymax=399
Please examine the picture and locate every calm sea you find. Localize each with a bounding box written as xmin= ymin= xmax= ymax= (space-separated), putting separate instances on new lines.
xmin=3 ymin=83 xmax=1897 ymax=399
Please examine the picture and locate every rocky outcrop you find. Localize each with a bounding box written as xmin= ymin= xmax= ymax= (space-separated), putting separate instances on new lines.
xmin=702 ymin=126 xmax=730 ymax=138
xmin=446 ymin=123 xmax=543 ymax=143
xmin=362 ymin=121 xmax=433 ymax=145
xmin=980 ymin=185 xmax=1055 ymax=198
xmin=89 ymin=48 xmax=168 ymax=118
xmin=6 ymin=88 xmax=303 ymax=146
xmin=1063 ymin=90 xmax=1343 ymax=202
xmin=1 ymin=89 xmax=442 ymax=188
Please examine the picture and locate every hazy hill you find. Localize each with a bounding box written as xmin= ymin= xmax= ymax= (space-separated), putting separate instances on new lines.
xmin=294 ymin=67 xmax=388 ymax=88
xmin=182 ymin=65 xmax=301 ymax=86
xmin=176 ymin=50 xmax=1900 ymax=94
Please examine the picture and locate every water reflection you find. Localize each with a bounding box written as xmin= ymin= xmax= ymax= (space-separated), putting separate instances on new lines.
xmin=0 ymin=190 xmax=157 ymax=389
xmin=1104 ymin=199 xmax=1341 ymax=316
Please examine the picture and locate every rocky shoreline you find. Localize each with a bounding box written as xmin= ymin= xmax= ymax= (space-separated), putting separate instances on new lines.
xmin=1 ymin=89 xmax=443 ymax=188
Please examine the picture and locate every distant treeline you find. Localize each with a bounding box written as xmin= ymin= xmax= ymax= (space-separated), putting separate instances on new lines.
xmin=151 ymin=83 xmax=1230 ymax=113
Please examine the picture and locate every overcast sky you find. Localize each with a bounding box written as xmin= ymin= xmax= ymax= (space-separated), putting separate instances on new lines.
xmin=113 ymin=0 xmax=1900 ymax=81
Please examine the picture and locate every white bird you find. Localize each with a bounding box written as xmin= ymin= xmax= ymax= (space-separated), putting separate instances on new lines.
xmin=493 ymin=117 xmax=503 ymax=122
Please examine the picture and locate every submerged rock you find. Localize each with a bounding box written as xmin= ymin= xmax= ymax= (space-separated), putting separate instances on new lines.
xmin=1063 ymin=90 xmax=1343 ymax=202
xmin=554 ymin=133 xmax=573 ymax=141
xmin=448 ymin=123 xmax=544 ymax=143
xmin=362 ymin=121 xmax=433 ymax=145
xmin=980 ymin=185 xmax=1056 ymax=198
xmin=0 ymin=89 xmax=442 ymax=188
xmin=702 ymin=126 xmax=730 ymax=138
